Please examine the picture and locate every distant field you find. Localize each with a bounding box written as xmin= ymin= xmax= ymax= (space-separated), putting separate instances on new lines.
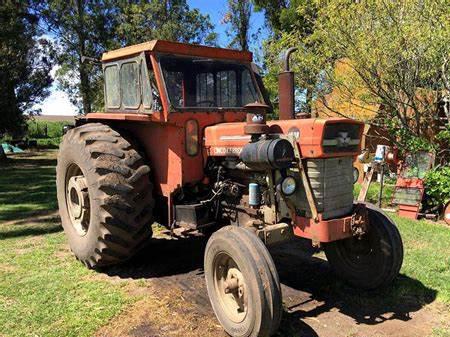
xmin=1 ymin=120 xmax=74 ymax=150
xmin=26 ymin=120 xmax=73 ymax=149
xmin=32 ymin=115 xmax=75 ymax=123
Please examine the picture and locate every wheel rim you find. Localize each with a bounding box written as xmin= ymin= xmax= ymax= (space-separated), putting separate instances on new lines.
xmin=444 ymin=203 xmax=450 ymax=225
xmin=213 ymin=252 xmax=248 ymax=323
xmin=65 ymin=164 xmax=90 ymax=236
xmin=339 ymin=235 xmax=375 ymax=268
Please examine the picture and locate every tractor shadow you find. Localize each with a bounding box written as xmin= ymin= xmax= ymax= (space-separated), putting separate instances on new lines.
xmin=104 ymin=234 xmax=207 ymax=279
xmin=103 ymin=234 xmax=436 ymax=336
xmin=270 ymin=238 xmax=437 ymax=336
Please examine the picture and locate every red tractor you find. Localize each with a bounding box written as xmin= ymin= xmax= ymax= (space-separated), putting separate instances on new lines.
xmin=56 ymin=40 xmax=403 ymax=337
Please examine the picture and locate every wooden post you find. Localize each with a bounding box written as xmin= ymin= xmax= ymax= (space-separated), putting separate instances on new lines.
xmin=358 ymin=164 xmax=375 ymax=202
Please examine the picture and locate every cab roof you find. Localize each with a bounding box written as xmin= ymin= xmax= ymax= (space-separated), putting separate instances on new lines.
xmin=101 ymin=40 xmax=253 ymax=63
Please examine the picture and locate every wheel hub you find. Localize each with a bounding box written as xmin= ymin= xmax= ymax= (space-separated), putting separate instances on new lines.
xmin=214 ymin=255 xmax=248 ymax=323
xmin=66 ymin=175 xmax=90 ymax=236
xmin=224 ymin=268 xmax=246 ymax=300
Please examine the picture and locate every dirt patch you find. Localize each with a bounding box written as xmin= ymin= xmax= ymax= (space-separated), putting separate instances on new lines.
xmin=95 ymin=284 xmax=224 ymax=337
xmin=93 ymin=236 xmax=447 ymax=337
xmin=0 ymin=264 xmax=17 ymax=273
xmin=0 ymin=295 xmax=16 ymax=307
xmin=54 ymin=244 xmax=70 ymax=258
xmin=13 ymin=236 xmax=44 ymax=255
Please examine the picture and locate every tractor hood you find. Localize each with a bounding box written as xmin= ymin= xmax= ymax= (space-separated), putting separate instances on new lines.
xmin=204 ymin=118 xmax=364 ymax=159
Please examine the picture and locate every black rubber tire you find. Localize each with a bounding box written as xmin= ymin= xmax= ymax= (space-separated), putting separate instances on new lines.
xmin=239 ymin=228 xmax=282 ymax=336
xmin=204 ymin=226 xmax=282 ymax=337
xmin=56 ymin=123 xmax=154 ymax=268
xmin=444 ymin=201 xmax=450 ymax=225
xmin=353 ymin=166 xmax=360 ymax=184
xmin=324 ymin=203 xmax=403 ymax=289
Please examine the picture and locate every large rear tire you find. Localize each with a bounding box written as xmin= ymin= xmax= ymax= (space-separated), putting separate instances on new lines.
xmin=204 ymin=226 xmax=282 ymax=337
xmin=56 ymin=123 xmax=154 ymax=268
xmin=324 ymin=204 xmax=403 ymax=289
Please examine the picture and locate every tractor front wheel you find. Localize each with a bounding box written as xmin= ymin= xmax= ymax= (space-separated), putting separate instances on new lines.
xmin=204 ymin=226 xmax=282 ymax=337
xmin=444 ymin=202 xmax=450 ymax=225
xmin=56 ymin=123 xmax=154 ymax=268
xmin=324 ymin=204 xmax=403 ymax=290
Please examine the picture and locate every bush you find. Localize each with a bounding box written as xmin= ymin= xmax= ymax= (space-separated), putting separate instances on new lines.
xmin=27 ymin=121 xmax=66 ymax=139
xmin=424 ymin=166 xmax=450 ymax=207
xmin=36 ymin=138 xmax=61 ymax=149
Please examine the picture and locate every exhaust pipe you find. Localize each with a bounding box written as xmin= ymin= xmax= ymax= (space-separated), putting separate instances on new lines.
xmin=278 ymin=47 xmax=297 ymax=120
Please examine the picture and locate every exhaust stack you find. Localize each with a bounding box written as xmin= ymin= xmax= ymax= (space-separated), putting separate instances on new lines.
xmin=278 ymin=47 xmax=297 ymax=120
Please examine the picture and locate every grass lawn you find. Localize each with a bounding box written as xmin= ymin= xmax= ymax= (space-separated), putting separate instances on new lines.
xmin=353 ymin=181 xmax=395 ymax=208
xmin=0 ymin=151 xmax=449 ymax=337
xmin=394 ymin=214 xmax=450 ymax=303
xmin=0 ymin=151 xmax=58 ymax=223
xmin=0 ymin=151 xmax=135 ymax=337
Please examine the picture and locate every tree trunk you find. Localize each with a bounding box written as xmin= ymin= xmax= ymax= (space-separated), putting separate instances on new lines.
xmin=79 ymin=61 xmax=91 ymax=114
xmin=0 ymin=145 xmax=6 ymax=161
xmin=306 ymin=87 xmax=314 ymax=117
xmin=76 ymin=0 xmax=91 ymax=115
xmin=238 ymin=1 xmax=250 ymax=51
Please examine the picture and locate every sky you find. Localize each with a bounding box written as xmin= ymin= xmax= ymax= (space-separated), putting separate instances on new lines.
xmin=38 ymin=0 xmax=266 ymax=116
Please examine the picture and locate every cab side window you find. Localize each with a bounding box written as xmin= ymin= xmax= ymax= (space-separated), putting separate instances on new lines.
xmin=103 ymin=53 xmax=157 ymax=113
xmin=120 ymin=62 xmax=140 ymax=109
xmin=141 ymin=60 xmax=152 ymax=109
xmin=105 ymin=65 xmax=120 ymax=109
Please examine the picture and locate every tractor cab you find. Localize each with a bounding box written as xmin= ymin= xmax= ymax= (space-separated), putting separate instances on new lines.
xmin=93 ymin=40 xmax=266 ymax=119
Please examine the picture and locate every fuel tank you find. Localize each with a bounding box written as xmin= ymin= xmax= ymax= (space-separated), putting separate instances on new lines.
xmin=204 ymin=118 xmax=364 ymax=159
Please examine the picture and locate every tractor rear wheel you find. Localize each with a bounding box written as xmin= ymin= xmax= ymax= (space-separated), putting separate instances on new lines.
xmin=324 ymin=204 xmax=403 ymax=289
xmin=204 ymin=226 xmax=282 ymax=337
xmin=56 ymin=123 xmax=154 ymax=268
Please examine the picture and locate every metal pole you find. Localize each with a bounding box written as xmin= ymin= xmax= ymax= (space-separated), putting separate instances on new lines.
xmin=378 ymin=163 xmax=385 ymax=208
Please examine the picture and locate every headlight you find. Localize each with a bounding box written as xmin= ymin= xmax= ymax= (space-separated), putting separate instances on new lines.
xmin=185 ymin=119 xmax=199 ymax=156
xmin=281 ymin=176 xmax=297 ymax=196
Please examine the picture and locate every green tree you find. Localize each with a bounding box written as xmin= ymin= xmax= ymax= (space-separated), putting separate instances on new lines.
xmin=311 ymin=0 xmax=449 ymax=151
xmin=263 ymin=0 xmax=449 ymax=154
xmin=115 ymin=0 xmax=217 ymax=46
xmin=222 ymin=0 xmax=252 ymax=51
xmin=254 ymin=0 xmax=320 ymax=115
xmin=37 ymin=0 xmax=119 ymax=114
xmin=0 ymin=1 xmax=53 ymax=138
xmin=252 ymin=0 xmax=287 ymax=35
xmin=253 ymin=0 xmax=316 ymax=37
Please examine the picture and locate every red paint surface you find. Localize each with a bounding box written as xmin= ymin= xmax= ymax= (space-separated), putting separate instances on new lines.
xmin=204 ymin=118 xmax=364 ymax=159
xmin=394 ymin=178 xmax=424 ymax=220
xmin=293 ymin=214 xmax=354 ymax=242
xmin=398 ymin=204 xmax=421 ymax=220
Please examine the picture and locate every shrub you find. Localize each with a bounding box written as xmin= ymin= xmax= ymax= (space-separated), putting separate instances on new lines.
xmin=27 ymin=121 xmax=66 ymax=139
xmin=353 ymin=182 xmax=395 ymax=208
xmin=424 ymin=166 xmax=450 ymax=207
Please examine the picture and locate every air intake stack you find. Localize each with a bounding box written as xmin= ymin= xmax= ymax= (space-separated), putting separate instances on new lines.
xmin=243 ymin=102 xmax=270 ymax=138
xmin=278 ymin=47 xmax=298 ymax=120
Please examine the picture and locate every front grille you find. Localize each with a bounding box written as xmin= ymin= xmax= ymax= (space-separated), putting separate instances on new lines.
xmin=295 ymin=157 xmax=354 ymax=219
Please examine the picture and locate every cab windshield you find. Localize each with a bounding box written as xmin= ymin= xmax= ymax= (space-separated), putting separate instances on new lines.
xmin=159 ymin=55 xmax=261 ymax=110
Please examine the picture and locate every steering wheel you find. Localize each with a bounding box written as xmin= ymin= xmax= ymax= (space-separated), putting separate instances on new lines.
xmin=196 ymin=100 xmax=215 ymax=107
